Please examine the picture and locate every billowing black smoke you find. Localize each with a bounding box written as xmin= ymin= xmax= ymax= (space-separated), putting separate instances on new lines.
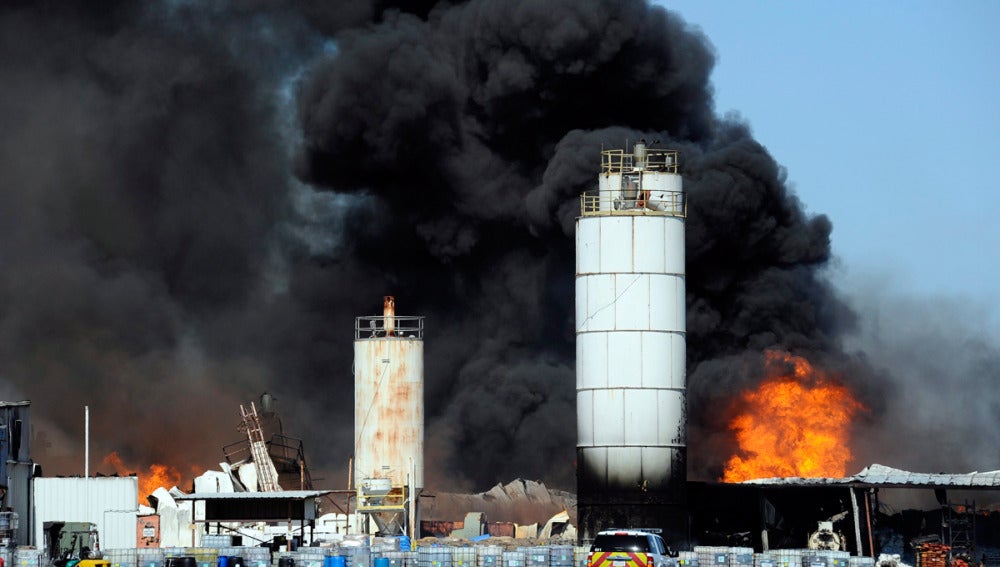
xmin=3 ymin=0 xmax=972 ymax=493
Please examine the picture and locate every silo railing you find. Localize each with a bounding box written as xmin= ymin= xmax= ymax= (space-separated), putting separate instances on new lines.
xmin=355 ymin=316 xmax=425 ymax=340
xmin=601 ymin=149 xmax=679 ymax=174
xmin=580 ymin=189 xmax=686 ymax=217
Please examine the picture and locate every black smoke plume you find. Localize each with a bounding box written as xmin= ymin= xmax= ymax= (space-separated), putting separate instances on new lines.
xmin=1 ymin=0 xmax=982 ymax=493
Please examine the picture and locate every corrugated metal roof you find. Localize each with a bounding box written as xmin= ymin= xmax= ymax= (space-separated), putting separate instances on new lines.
xmin=173 ymin=490 xmax=332 ymax=500
xmin=739 ymin=463 xmax=1000 ymax=488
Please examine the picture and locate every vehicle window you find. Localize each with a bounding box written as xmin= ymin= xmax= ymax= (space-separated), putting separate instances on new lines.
xmin=591 ymin=535 xmax=650 ymax=552
xmin=653 ymin=536 xmax=666 ymax=555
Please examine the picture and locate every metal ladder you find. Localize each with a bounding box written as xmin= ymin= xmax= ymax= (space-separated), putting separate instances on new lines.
xmin=240 ymin=402 xmax=281 ymax=492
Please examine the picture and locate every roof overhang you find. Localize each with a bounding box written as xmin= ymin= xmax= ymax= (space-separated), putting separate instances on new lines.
xmin=734 ymin=463 xmax=1000 ymax=490
xmin=172 ymin=490 xmax=333 ymax=523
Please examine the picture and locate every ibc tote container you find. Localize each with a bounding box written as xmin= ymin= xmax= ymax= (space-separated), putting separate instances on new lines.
xmin=550 ymin=546 xmax=574 ymax=567
xmin=380 ymin=552 xmax=411 ymax=567
xmin=418 ymin=548 xmax=451 ymax=567
xmin=349 ymin=546 xmax=373 ymax=567
xmin=476 ymin=546 xmax=503 ymax=567
xmin=731 ymin=548 xmax=754 ymax=567
xmin=14 ymin=548 xmax=41 ymax=567
xmin=138 ymin=547 xmax=166 ymax=567
xmin=678 ymin=552 xmax=699 ymax=567
xmin=773 ymin=550 xmax=801 ymax=567
xmin=694 ymin=546 xmax=729 ymax=567
xmin=189 ymin=547 xmax=219 ymax=567
xmin=106 ymin=548 xmax=138 ymax=567
xmin=451 ymin=548 xmax=476 ymax=567
xmin=501 ymin=552 xmax=524 ymax=567
xmin=518 ymin=548 xmax=548 ymax=567
xmin=242 ymin=547 xmax=272 ymax=567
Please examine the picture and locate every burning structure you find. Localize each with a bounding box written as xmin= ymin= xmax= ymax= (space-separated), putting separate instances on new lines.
xmin=2 ymin=2 xmax=999 ymax=561
xmin=222 ymin=394 xmax=314 ymax=493
xmin=575 ymin=142 xmax=687 ymax=542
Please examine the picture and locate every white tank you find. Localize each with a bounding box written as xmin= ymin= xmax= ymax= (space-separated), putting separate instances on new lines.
xmin=576 ymin=146 xmax=687 ymax=540
xmin=354 ymin=296 xmax=425 ymax=489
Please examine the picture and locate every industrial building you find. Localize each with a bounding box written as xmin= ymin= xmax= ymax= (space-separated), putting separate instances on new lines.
xmin=0 ymin=144 xmax=998 ymax=567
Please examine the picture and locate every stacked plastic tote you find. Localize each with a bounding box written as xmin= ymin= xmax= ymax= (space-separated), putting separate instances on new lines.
xmin=157 ymin=546 xmax=268 ymax=567
xmin=14 ymin=547 xmax=41 ymax=567
xmin=501 ymin=551 xmax=525 ymax=567
xmin=695 ymin=546 xmax=753 ymax=567
xmin=293 ymin=548 xmax=329 ymax=567
xmin=372 ymin=536 xmax=414 ymax=567
xmin=106 ymin=547 xmax=175 ymax=567
xmin=801 ymin=550 xmax=850 ymax=567
xmin=678 ymin=551 xmax=699 ymax=567
xmin=138 ymin=547 xmax=167 ymax=567
xmin=752 ymin=549 xmax=865 ymax=567
xmin=476 ymin=545 xmax=503 ymax=567
xmin=520 ymin=547 xmax=548 ymax=567
xmin=548 ymin=546 xmax=574 ymax=567
xmin=163 ymin=546 xmax=219 ymax=567
xmin=105 ymin=548 xmax=138 ymax=567
xmin=452 ymin=548 xmax=477 ymax=567
xmin=418 ymin=547 xmax=452 ymax=567
xmin=202 ymin=536 xmax=238 ymax=548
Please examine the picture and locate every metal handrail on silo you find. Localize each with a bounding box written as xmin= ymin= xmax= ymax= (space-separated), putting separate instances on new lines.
xmin=580 ymin=189 xmax=686 ymax=217
xmin=355 ymin=315 xmax=425 ymax=340
xmin=601 ymin=149 xmax=679 ymax=174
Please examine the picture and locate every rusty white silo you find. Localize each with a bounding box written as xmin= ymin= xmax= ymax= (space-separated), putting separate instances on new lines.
xmin=354 ymin=296 xmax=424 ymax=537
xmin=576 ymin=142 xmax=687 ymax=544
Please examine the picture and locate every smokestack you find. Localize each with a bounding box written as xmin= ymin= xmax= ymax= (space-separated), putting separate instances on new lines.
xmin=576 ymin=144 xmax=687 ymax=543
xmin=354 ymin=297 xmax=425 ymax=536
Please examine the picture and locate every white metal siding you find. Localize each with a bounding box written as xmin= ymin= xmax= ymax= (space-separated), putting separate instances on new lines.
xmin=599 ymin=217 xmax=632 ymax=274
xmin=576 ymin=333 xmax=607 ymax=390
xmin=103 ymin=510 xmax=138 ymax=548
xmin=576 ymin=390 xmax=595 ymax=449
xmin=576 ymin=167 xmax=685 ymax=490
xmin=644 ymin=172 xmax=682 ymax=193
xmin=33 ymin=477 xmax=139 ymax=551
xmin=613 ymin=275 xmax=648 ymax=330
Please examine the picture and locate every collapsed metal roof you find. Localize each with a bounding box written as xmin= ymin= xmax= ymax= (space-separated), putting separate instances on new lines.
xmin=739 ymin=463 xmax=1000 ymax=489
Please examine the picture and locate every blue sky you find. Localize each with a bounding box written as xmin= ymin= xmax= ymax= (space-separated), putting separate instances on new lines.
xmin=664 ymin=1 xmax=999 ymax=315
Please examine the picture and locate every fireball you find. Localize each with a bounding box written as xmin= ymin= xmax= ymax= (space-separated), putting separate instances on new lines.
xmin=722 ymin=350 xmax=866 ymax=482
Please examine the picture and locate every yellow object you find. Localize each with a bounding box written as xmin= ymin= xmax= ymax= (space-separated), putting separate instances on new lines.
xmin=78 ymin=560 xmax=111 ymax=567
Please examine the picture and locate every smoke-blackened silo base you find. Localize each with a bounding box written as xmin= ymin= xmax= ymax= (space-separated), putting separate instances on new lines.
xmin=577 ymin=446 xmax=688 ymax=546
xmin=577 ymin=500 xmax=689 ymax=549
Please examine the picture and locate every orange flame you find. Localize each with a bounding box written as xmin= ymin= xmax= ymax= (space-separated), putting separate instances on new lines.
xmin=722 ymin=350 xmax=866 ymax=482
xmin=103 ymin=451 xmax=198 ymax=502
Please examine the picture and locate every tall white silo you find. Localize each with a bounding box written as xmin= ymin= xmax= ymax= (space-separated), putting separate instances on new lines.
xmin=354 ymin=296 xmax=424 ymax=538
xmin=576 ymin=142 xmax=687 ymax=543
